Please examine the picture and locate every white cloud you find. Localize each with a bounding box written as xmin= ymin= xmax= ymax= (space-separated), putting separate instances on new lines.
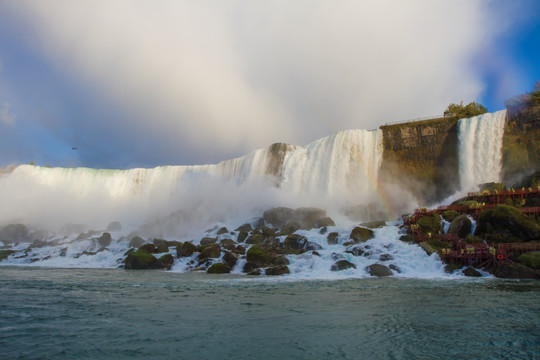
xmin=0 ymin=102 xmax=15 ymax=125
xmin=2 ymin=0 xmax=504 ymax=162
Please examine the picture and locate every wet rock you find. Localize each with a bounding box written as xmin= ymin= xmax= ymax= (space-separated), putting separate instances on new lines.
xmin=462 ymin=266 xmax=482 ymax=277
xmin=350 ymin=227 xmax=374 ymax=243
xmin=153 ymin=238 xmax=169 ymax=253
xmin=223 ymin=251 xmax=238 ymax=268
xmin=217 ymin=227 xmax=229 ymax=235
xmin=345 ymin=246 xmax=364 ymax=256
xmin=139 ymin=243 xmax=156 ymax=253
xmin=157 ymin=254 xmax=174 ymax=270
xmin=106 ymin=221 xmax=122 ymax=232
xmin=125 ymin=250 xmax=157 ymax=269
xmin=263 ymin=207 xmax=295 ymax=228
xmin=490 ymin=262 xmax=539 ymax=279
xmin=312 ymin=251 xmax=321 ymax=257
xmin=331 ymin=259 xmax=356 ymax=271
xmin=366 ymin=264 xmax=392 ymax=277
xmin=245 ymin=234 xmax=264 ymax=245
xmin=327 ymin=232 xmax=339 ymax=245
xmin=237 ymin=231 xmax=249 ymax=243
xmin=266 ymin=265 xmax=290 ymax=276
xmin=246 ymin=245 xmax=276 ymax=266
xmin=448 ymin=214 xmax=472 ymax=239
xmin=318 ymin=217 xmax=336 ymax=228
xmin=176 ymin=242 xmax=197 ymax=257
xmin=379 ymin=254 xmax=394 ymax=262
xmin=247 ymin=268 xmax=261 ymax=276
xmin=199 ymin=244 xmax=221 ymax=259
xmin=234 ymin=245 xmax=246 ymax=255
xmin=0 ymin=224 xmax=30 ymax=244
xmin=207 ymin=262 xmax=231 ymax=274
xmin=360 ymin=220 xmax=386 ymax=229
xmin=243 ymin=261 xmax=259 ymax=273
xmin=319 ymin=227 xmax=328 ymax=235
xmin=280 ymin=221 xmax=301 ymax=235
xmin=283 ymin=234 xmax=322 ymax=253
xmin=273 ymin=255 xmax=290 ymax=265
xmin=97 ymin=233 xmax=112 ymax=248
xmin=235 ymin=223 xmax=253 ymax=233
xmin=389 ymin=264 xmax=401 ymax=273
xmin=200 ymin=237 xmax=217 ymax=246
xmin=129 ymin=236 xmax=145 ymax=248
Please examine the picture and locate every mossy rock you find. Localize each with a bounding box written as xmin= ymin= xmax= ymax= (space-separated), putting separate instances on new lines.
xmin=237 ymin=231 xmax=249 ymax=243
xmin=157 ymin=254 xmax=174 ymax=270
xmin=200 ymin=237 xmax=217 ymax=246
xmin=222 ymin=251 xmax=238 ymax=268
xmin=442 ymin=210 xmax=458 ymax=222
xmin=216 ymin=227 xmax=229 ymax=235
xmin=417 ymin=214 xmax=443 ymax=234
xmin=207 ymin=262 xmax=231 ymax=274
xmin=462 ymin=266 xmax=482 ymax=277
xmin=177 ymin=242 xmax=197 ymax=257
xmin=518 ymin=251 xmax=540 ymax=269
xmin=246 ymin=245 xmax=275 ymax=266
xmin=245 ymin=234 xmax=264 ymax=245
xmin=280 ymin=221 xmax=301 ymax=235
xmin=138 ymin=243 xmax=156 ymax=253
xmin=447 ymin=214 xmax=472 ymax=239
xmin=235 ymin=223 xmax=253 ymax=233
xmin=199 ymin=244 xmax=221 ymax=259
xmin=0 ymin=249 xmax=15 ymax=261
xmin=359 ymin=220 xmax=386 ymax=229
xmin=266 ymin=265 xmax=290 ymax=276
xmin=124 ymin=250 xmax=157 ymax=269
xmin=283 ymin=234 xmax=321 ymax=253
xmin=399 ymin=234 xmax=414 ymax=243
xmin=272 ymin=255 xmax=290 ymax=266
xmin=476 ymin=205 xmax=540 ymax=242
xmin=349 ymin=227 xmax=374 ymax=243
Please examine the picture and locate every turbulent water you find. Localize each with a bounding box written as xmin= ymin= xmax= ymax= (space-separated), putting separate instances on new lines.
xmin=1 ymin=267 xmax=539 ymax=360
xmin=458 ymin=110 xmax=507 ymax=192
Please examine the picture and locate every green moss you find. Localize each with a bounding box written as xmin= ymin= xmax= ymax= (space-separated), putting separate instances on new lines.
xmin=518 ymin=251 xmax=540 ymax=269
xmin=417 ymin=214 xmax=443 ymax=234
xmin=426 ymin=238 xmax=450 ymax=251
xmin=465 ymin=235 xmax=484 ymax=243
xmin=442 ymin=210 xmax=458 ymax=222
xmin=207 ymin=262 xmax=231 ymax=274
xmin=246 ymin=245 xmax=272 ymax=265
xmin=124 ymin=249 xmax=157 ymax=269
xmin=0 ymin=250 xmax=15 ymax=260
xmin=477 ymin=205 xmax=540 ymax=242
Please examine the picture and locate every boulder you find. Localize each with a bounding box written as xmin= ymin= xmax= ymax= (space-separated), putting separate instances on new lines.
xmin=176 ymin=242 xmax=197 ymax=257
xmin=129 ymin=236 xmax=145 ymax=248
xmin=462 ymin=266 xmax=482 ymax=277
xmin=220 ymin=238 xmax=237 ymax=247
xmin=199 ymin=244 xmax=221 ymax=259
xmin=327 ymin=232 xmax=340 ymax=245
xmin=331 ymin=260 xmax=356 ymax=271
xmin=245 ymin=234 xmax=264 ymax=245
xmin=153 ymin=238 xmax=169 ymax=253
xmin=138 ymin=243 xmax=156 ymax=253
xmin=246 ymin=245 xmax=275 ymax=266
xmin=106 ymin=221 xmax=122 ymax=232
xmin=200 ymin=237 xmax=217 ymax=246
xmin=0 ymin=224 xmax=30 ymax=244
xmin=266 ymin=265 xmax=290 ymax=276
xmin=124 ymin=250 xmax=157 ymax=269
xmin=263 ymin=207 xmax=295 ymax=228
xmin=318 ymin=217 xmax=336 ymax=228
xmin=223 ymin=251 xmax=238 ymax=268
xmin=235 ymin=223 xmax=253 ymax=233
xmin=294 ymin=207 xmax=328 ymax=229
xmin=283 ymin=234 xmax=322 ymax=253
xmin=345 ymin=246 xmax=364 ymax=256
xmin=349 ymin=227 xmax=374 ymax=243
xmin=379 ymin=254 xmax=394 ymax=262
xmin=157 ymin=254 xmax=174 ymax=270
xmin=366 ymin=264 xmax=393 ymax=277
xmin=273 ymin=255 xmax=290 ymax=266
xmin=216 ymin=227 xmax=229 ymax=235
xmin=280 ymin=221 xmax=301 ymax=235
xmin=97 ymin=232 xmax=112 ymax=248
xmin=360 ymin=220 xmax=386 ymax=229
xmin=207 ymin=263 xmax=231 ymax=274
xmin=447 ymin=214 xmax=472 ymax=239
xmin=237 ymin=231 xmax=249 ymax=243
xmin=388 ymin=264 xmax=402 ymax=273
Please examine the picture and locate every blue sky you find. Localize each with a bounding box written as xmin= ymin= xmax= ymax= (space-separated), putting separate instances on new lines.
xmin=0 ymin=0 xmax=539 ymax=169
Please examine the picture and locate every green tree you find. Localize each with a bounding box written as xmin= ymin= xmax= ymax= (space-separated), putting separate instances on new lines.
xmin=444 ymin=101 xmax=488 ymax=119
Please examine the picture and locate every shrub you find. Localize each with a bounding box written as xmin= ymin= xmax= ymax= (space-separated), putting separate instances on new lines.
xmin=444 ymin=101 xmax=488 ymax=119
xmin=417 ymin=214 xmax=443 ymax=234
xmin=518 ymin=252 xmax=540 ymax=269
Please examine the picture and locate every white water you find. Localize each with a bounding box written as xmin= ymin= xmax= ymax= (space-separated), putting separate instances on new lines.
xmin=0 ymin=129 xmax=384 ymax=234
xmin=458 ymin=110 xmax=506 ymax=191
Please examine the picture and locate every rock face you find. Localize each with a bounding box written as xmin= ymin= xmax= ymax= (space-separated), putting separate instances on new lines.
xmin=366 ymin=264 xmax=393 ymax=277
xmin=447 ymin=214 xmax=472 ymax=239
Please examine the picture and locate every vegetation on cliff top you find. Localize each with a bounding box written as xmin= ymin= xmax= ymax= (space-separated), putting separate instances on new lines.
xmin=443 ymin=101 xmax=488 ymax=119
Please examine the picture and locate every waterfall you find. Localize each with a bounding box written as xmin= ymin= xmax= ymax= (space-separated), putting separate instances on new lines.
xmin=458 ymin=110 xmax=506 ymax=191
xmin=0 ymin=129 xmax=383 ymax=231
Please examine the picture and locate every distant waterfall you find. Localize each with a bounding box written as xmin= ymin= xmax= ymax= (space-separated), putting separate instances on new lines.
xmin=0 ymin=130 xmax=383 ymax=230
xmin=458 ymin=110 xmax=506 ymax=191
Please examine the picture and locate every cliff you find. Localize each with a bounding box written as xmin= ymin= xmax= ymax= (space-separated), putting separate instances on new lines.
xmin=379 ymin=117 xmax=459 ymax=204
xmin=501 ymin=103 xmax=540 ymax=185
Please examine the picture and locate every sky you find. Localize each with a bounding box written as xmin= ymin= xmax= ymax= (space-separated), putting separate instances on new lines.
xmin=0 ymin=0 xmax=539 ymax=169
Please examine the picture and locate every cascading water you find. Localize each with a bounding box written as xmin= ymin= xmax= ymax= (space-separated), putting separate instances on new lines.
xmin=458 ymin=110 xmax=507 ymax=191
